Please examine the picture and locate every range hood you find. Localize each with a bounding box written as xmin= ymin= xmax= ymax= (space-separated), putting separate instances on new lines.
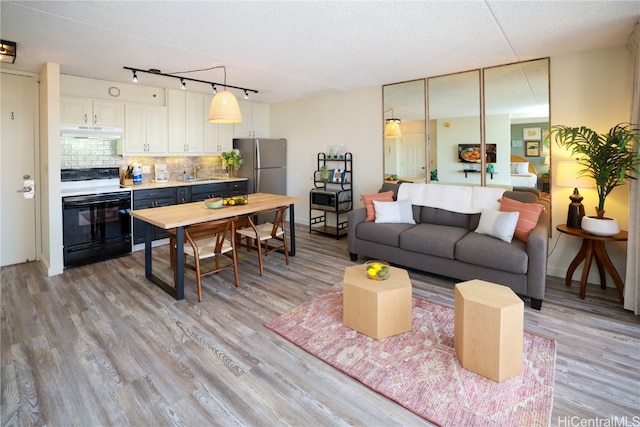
xmin=60 ymin=124 xmax=123 ymax=139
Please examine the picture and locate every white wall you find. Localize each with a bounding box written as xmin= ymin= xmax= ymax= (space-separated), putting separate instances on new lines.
xmin=548 ymin=46 xmax=632 ymax=284
xmin=270 ymin=86 xmax=382 ymax=224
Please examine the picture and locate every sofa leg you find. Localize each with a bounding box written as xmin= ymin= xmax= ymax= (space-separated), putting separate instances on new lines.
xmin=530 ymin=298 xmax=542 ymax=310
xmin=349 ymin=253 xmax=358 ymax=261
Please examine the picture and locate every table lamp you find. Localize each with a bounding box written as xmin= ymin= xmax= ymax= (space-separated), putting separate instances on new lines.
xmin=555 ymin=160 xmax=595 ymax=228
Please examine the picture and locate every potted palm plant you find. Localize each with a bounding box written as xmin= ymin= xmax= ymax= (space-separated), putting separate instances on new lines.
xmin=549 ymin=122 xmax=640 ymax=235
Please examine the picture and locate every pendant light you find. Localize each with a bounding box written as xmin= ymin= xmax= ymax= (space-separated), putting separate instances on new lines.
xmin=208 ymin=65 xmax=242 ymax=123
xmin=385 ymin=118 xmax=402 ymax=139
xmin=208 ymin=90 xmax=242 ymax=123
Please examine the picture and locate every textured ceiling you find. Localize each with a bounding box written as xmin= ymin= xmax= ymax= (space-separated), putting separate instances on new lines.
xmin=1 ymin=1 xmax=639 ymax=104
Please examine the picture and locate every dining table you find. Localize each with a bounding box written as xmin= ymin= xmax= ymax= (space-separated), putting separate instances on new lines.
xmin=129 ymin=192 xmax=303 ymax=300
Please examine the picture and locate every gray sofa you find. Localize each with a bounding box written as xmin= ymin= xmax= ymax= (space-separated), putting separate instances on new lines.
xmin=347 ymin=183 xmax=549 ymax=309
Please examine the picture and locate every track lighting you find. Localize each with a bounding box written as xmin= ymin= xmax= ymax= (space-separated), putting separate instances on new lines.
xmin=123 ymin=65 xmax=257 ymax=123
xmin=132 ymin=70 xmax=138 ymax=82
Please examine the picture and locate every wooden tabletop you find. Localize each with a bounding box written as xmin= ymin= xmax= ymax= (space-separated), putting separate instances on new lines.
xmin=556 ymin=224 xmax=628 ymax=242
xmin=130 ymin=193 xmax=303 ymax=230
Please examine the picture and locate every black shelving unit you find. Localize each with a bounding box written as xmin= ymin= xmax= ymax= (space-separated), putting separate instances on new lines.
xmin=309 ymin=152 xmax=353 ymax=239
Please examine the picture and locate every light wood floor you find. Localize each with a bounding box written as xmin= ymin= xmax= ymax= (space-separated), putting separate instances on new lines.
xmin=2 ymin=223 xmax=639 ymax=426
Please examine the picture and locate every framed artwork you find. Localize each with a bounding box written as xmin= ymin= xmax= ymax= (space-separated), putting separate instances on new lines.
xmin=458 ymin=144 xmax=497 ymax=163
xmin=525 ymin=140 xmax=540 ymax=157
xmin=331 ymin=168 xmax=345 ymax=182
xmin=523 ymin=127 xmax=541 ymax=139
xmin=512 ymin=139 xmax=523 ymax=148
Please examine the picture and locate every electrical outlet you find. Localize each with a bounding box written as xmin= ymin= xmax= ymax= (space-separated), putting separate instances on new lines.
xmin=142 ymin=166 xmax=151 ymax=174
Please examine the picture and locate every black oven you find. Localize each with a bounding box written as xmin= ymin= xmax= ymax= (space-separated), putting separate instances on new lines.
xmin=62 ymin=191 xmax=131 ymax=267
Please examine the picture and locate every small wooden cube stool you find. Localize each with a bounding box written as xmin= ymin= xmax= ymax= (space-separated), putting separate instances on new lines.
xmin=454 ymin=279 xmax=524 ymax=382
xmin=343 ymin=264 xmax=412 ymax=339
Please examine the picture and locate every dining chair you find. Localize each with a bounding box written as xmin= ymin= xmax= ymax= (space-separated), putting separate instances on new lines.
xmin=235 ymin=206 xmax=289 ymax=276
xmin=170 ymin=217 xmax=239 ymax=302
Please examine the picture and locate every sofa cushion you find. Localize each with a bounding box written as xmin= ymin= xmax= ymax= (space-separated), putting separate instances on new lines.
xmin=500 ymin=196 xmax=545 ymax=242
xmin=374 ymin=200 xmax=416 ymax=224
xmin=361 ymin=191 xmax=394 ymax=222
xmin=419 ymin=206 xmax=472 ymax=229
xmin=355 ymin=222 xmax=415 ymax=247
xmin=399 ymin=223 xmax=469 ymax=259
xmin=475 ymin=209 xmax=519 ymax=243
xmin=455 ymin=232 xmax=528 ymax=274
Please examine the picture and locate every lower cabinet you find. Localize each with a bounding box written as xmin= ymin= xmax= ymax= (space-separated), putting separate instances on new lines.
xmin=133 ymin=188 xmax=178 ymax=244
xmin=132 ymin=181 xmax=247 ymax=244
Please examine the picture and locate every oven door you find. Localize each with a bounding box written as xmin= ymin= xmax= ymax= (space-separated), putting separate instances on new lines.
xmin=62 ymin=192 xmax=131 ymax=266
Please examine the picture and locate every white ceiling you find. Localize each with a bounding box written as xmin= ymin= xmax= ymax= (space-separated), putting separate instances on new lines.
xmin=1 ymin=1 xmax=639 ymax=104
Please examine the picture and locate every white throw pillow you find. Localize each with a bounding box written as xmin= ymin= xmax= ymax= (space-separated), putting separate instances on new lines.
xmin=373 ymin=199 xmax=416 ymax=224
xmin=516 ymin=162 xmax=530 ymax=174
xmin=475 ymin=209 xmax=519 ymax=243
xmin=510 ymin=162 xmax=520 ymax=174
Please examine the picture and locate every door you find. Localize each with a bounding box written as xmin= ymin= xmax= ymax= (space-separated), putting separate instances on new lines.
xmin=1 ymin=73 xmax=38 ymax=266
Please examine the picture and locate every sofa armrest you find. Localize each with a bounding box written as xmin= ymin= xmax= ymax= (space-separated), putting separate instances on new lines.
xmin=525 ymin=210 xmax=549 ymax=301
xmin=348 ymin=208 xmax=367 ymax=255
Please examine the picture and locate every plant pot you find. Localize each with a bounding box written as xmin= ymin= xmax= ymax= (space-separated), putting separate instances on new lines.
xmin=581 ymin=216 xmax=620 ymax=236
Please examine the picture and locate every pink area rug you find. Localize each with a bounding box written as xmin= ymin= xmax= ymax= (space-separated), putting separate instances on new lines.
xmin=265 ymin=284 xmax=555 ymax=427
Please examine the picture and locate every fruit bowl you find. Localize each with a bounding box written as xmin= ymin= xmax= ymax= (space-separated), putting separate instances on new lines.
xmin=365 ymin=260 xmax=390 ymax=280
xmin=204 ymin=197 xmax=223 ymax=209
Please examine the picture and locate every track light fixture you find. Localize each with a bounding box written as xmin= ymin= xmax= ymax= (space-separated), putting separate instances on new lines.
xmin=0 ymin=40 xmax=17 ymax=64
xmin=180 ymin=78 xmax=186 ymax=90
xmin=131 ymin=70 xmax=138 ymax=82
xmin=124 ymin=65 xmax=257 ymax=123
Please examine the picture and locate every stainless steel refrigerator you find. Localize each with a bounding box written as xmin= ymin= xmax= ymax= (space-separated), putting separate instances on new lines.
xmin=233 ymin=138 xmax=287 ymax=195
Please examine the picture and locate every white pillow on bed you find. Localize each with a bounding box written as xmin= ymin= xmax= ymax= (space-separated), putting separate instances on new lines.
xmin=510 ymin=162 xmax=530 ymax=174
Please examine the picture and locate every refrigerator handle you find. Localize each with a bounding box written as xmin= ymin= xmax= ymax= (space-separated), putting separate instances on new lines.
xmin=255 ymin=139 xmax=261 ymax=170
xmin=255 ymin=169 xmax=260 ymax=193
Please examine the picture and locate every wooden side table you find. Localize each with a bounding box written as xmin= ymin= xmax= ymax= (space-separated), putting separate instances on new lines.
xmin=556 ymin=224 xmax=627 ymax=303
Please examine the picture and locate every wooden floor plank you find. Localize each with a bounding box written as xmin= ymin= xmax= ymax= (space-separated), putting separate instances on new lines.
xmin=1 ymin=223 xmax=639 ymax=426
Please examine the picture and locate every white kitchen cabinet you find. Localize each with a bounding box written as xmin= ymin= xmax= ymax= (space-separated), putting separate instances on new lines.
xmin=61 ymin=96 xmax=124 ymax=127
xmin=167 ymin=90 xmax=204 ymax=154
xmin=203 ymin=94 xmax=234 ymax=153
xmin=233 ymin=100 xmax=270 ymax=138
xmin=119 ymin=104 xmax=167 ymax=155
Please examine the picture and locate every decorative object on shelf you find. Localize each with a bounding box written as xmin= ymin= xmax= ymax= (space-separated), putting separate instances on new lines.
xmin=320 ymin=165 xmax=331 ymax=182
xmin=123 ymin=65 xmax=258 ymax=124
xmin=331 ymin=168 xmax=345 ymax=183
xmin=556 ymin=160 xmax=594 ymax=228
xmin=326 ymin=145 xmax=338 ymax=159
xmin=365 ymin=260 xmax=390 ymax=280
xmin=220 ymin=149 xmax=243 ymax=176
xmin=338 ymin=144 xmax=349 ymax=158
xmin=550 ymin=123 xmax=640 ymax=235
xmin=486 ymin=163 xmax=495 ymax=173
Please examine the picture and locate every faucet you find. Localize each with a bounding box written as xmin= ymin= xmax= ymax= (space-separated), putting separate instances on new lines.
xmin=193 ymin=165 xmax=201 ymax=179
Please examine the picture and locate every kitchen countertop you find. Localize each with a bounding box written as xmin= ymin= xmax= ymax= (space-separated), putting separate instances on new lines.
xmin=121 ymin=177 xmax=247 ymax=190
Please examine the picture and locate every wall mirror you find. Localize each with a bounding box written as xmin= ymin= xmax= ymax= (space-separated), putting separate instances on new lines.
xmin=426 ymin=58 xmax=550 ymax=196
xmin=382 ymin=79 xmax=426 ymax=182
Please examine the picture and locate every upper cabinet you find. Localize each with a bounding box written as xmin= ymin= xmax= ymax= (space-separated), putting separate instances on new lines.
xmin=233 ymin=100 xmax=270 ymax=138
xmin=167 ymin=89 xmax=204 ymax=154
xmin=119 ymin=104 xmax=167 ymax=156
xmin=61 ymin=96 xmax=124 ymax=127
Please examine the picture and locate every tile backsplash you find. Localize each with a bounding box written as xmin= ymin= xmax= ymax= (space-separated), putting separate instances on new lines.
xmin=61 ymin=138 xmax=224 ymax=182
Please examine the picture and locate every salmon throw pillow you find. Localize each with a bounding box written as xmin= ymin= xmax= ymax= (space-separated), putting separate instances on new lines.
xmin=499 ymin=197 xmax=545 ymax=242
xmin=361 ymin=191 xmax=395 ymax=222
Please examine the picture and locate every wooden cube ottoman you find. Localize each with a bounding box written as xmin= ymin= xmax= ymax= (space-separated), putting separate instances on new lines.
xmin=343 ymin=264 xmax=412 ymax=339
xmin=454 ymin=279 xmax=524 ymax=382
